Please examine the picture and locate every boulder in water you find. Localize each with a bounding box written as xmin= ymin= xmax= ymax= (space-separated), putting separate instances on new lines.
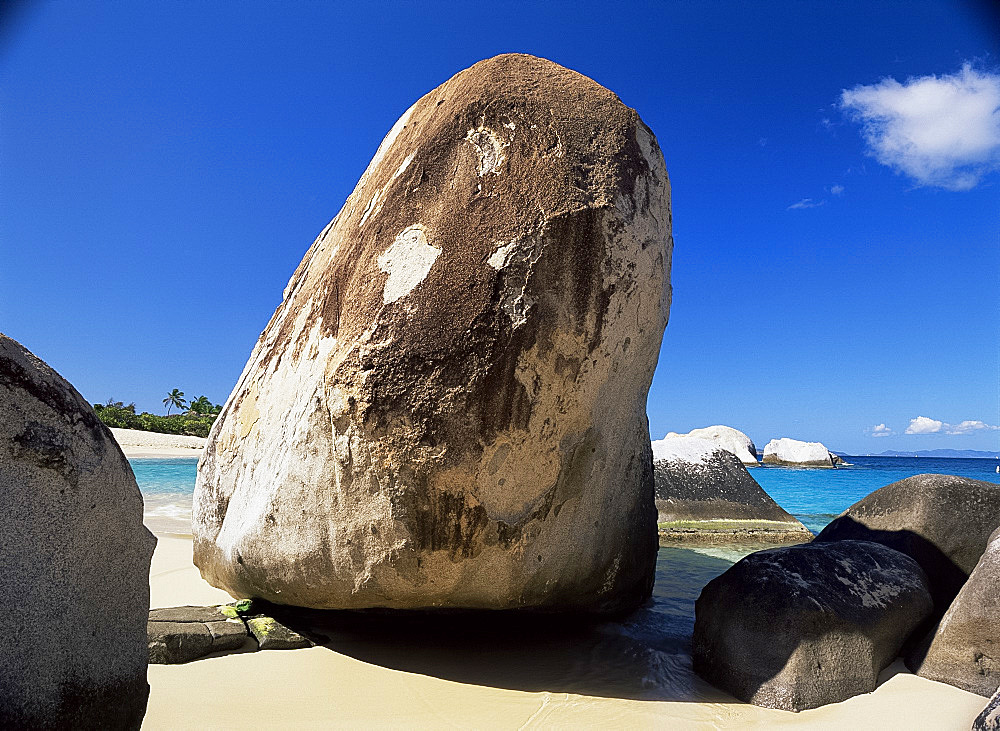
xmin=661 ymin=425 xmax=759 ymax=466
xmin=693 ymin=540 xmax=933 ymax=711
xmin=193 ymin=54 xmax=671 ymax=614
xmin=0 ymin=333 xmax=155 ymax=728
xmin=815 ymin=474 xmax=1000 ymax=617
xmin=762 ymin=437 xmax=836 ymax=467
xmin=651 ymin=436 xmax=810 ymax=542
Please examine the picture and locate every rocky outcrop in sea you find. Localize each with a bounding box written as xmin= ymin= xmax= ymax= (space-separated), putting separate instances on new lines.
xmin=762 ymin=437 xmax=838 ymax=467
xmin=651 ymin=435 xmax=810 ymax=542
xmin=659 ymin=425 xmax=759 ymax=466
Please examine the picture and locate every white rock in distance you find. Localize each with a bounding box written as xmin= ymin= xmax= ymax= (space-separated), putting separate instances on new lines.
xmin=660 ymin=424 xmax=758 ymax=466
xmin=193 ymin=54 xmax=672 ymax=614
xmin=762 ymin=437 xmax=836 ymax=467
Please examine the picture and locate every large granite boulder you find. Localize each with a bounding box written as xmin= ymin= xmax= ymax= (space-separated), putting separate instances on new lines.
xmin=976 ymin=687 xmax=1000 ymax=731
xmin=661 ymin=425 xmax=758 ymax=466
xmin=651 ymin=436 xmax=810 ymax=542
xmin=815 ymin=474 xmax=1000 ymax=616
xmin=910 ymin=527 xmax=1000 ymax=695
xmin=762 ymin=438 xmax=836 ymax=467
xmin=693 ymin=540 xmax=933 ymax=711
xmin=193 ymin=54 xmax=671 ymax=614
xmin=0 ymin=334 xmax=156 ymax=728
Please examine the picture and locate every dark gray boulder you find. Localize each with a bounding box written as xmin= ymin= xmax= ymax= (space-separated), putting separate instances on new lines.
xmin=815 ymin=474 xmax=1000 ymax=616
xmin=147 ymin=605 xmax=250 ymax=663
xmin=693 ymin=540 xmax=933 ymax=711
xmin=652 ymin=436 xmax=810 ymax=542
xmin=975 ymin=687 xmax=1000 ymax=731
xmin=0 ymin=334 xmax=155 ymax=729
xmin=911 ymin=527 xmax=999 ymax=695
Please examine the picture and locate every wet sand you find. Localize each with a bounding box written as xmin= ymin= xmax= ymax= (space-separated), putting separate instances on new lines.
xmin=144 ymin=534 xmax=988 ymax=729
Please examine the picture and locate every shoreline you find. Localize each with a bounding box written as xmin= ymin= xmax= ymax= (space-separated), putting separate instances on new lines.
xmin=145 ymin=533 xmax=987 ymax=729
xmin=112 ymin=427 xmax=205 ymax=460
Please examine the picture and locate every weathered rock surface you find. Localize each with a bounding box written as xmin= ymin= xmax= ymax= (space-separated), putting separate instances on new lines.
xmin=975 ymin=687 xmax=1000 ymax=731
xmin=147 ymin=605 xmax=250 ymax=664
xmin=815 ymin=474 xmax=1000 ymax=616
xmin=762 ymin=438 xmax=836 ymax=467
xmin=246 ymin=616 xmax=314 ymax=650
xmin=911 ymin=527 xmax=1000 ymax=696
xmin=193 ymin=54 xmax=671 ymax=613
xmin=693 ymin=540 xmax=933 ymax=711
xmin=651 ymin=436 xmax=810 ymax=542
xmin=661 ymin=425 xmax=759 ymax=466
xmin=0 ymin=333 xmax=156 ymax=729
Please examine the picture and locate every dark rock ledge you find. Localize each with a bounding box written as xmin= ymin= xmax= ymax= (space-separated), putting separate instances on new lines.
xmin=148 ymin=601 xmax=314 ymax=664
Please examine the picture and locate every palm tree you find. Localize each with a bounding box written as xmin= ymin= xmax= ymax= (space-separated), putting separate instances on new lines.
xmin=188 ymin=395 xmax=213 ymax=415
xmin=163 ymin=389 xmax=186 ymax=415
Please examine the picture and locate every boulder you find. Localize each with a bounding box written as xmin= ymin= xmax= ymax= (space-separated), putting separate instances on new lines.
xmin=975 ymin=687 xmax=1000 ymax=731
xmin=693 ymin=540 xmax=933 ymax=711
xmin=651 ymin=436 xmax=810 ymax=542
xmin=762 ymin=438 xmax=836 ymax=467
xmin=661 ymin=425 xmax=759 ymax=465
xmin=910 ymin=527 xmax=1000 ymax=696
xmin=0 ymin=333 xmax=155 ymax=729
xmin=193 ymin=54 xmax=671 ymax=614
xmin=815 ymin=474 xmax=1000 ymax=616
xmin=147 ymin=605 xmax=250 ymax=664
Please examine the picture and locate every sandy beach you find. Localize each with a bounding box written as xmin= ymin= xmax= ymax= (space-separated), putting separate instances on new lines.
xmin=112 ymin=428 xmax=206 ymax=459
xmin=144 ymin=533 xmax=988 ymax=730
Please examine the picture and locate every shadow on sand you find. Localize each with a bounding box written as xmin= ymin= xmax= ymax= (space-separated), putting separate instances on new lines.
xmin=245 ymin=546 xmax=740 ymax=703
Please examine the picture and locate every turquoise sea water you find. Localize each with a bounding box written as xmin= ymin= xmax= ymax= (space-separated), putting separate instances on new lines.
xmin=132 ymin=455 xmax=1000 ymax=698
xmin=132 ymin=454 xmax=1000 ymax=537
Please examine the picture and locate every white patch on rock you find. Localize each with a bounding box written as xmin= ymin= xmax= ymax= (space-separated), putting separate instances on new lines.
xmin=465 ymin=127 xmax=506 ymax=176
xmin=377 ymin=225 xmax=441 ymax=304
xmin=487 ymin=239 xmax=520 ymax=270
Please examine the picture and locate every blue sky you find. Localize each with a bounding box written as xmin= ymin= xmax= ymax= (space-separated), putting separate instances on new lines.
xmin=2 ymin=1 xmax=998 ymax=454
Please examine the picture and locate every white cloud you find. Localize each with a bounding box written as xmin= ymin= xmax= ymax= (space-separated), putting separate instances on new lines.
xmin=905 ymin=416 xmax=944 ymax=434
xmin=904 ymin=415 xmax=1000 ymax=435
xmin=840 ymin=63 xmax=1000 ymax=190
xmin=787 ymin=198 xmax=825 ymax=210
xmin=830 ymin=184 xmax=845 ymax=195
xmin=946 ymin=420 xmax=1000 ymax=435
xmin=871 ymin=423 xmax=892 ymax=437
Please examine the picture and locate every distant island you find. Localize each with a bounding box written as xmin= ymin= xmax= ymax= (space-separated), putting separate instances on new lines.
xmin=874 ymin=449 xmax=1000 ymax=459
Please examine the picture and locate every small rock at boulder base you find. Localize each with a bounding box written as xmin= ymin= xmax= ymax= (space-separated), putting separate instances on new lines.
xmin=147 ymin=622 xmax=215 ymax=665
xmin=0 ymin=334 xmax=156 ymax=729
xmin=761 ymin=438 xmax=836 ymax=467
xmin=815 ymin=474 xmax=1000 ymax=617
xmin=651 ymin=436 xmax=810 ymax=542
xmin=911 ymin=527 xmax=1000 ymax=696
xmin=246 ymin=616 xmax=314 ymax=650
xmin=693 ymin=540 xmax=933 ymax=712
xmin=193 ymin=54 xmax=671 ymax=614
xmin=975 ymin=687 xmax=1000 ymax=731
xmin=660 ymin=425 xmax=759 ymax=466
xmin=147 ymin=605 xmax=252 ymax=663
